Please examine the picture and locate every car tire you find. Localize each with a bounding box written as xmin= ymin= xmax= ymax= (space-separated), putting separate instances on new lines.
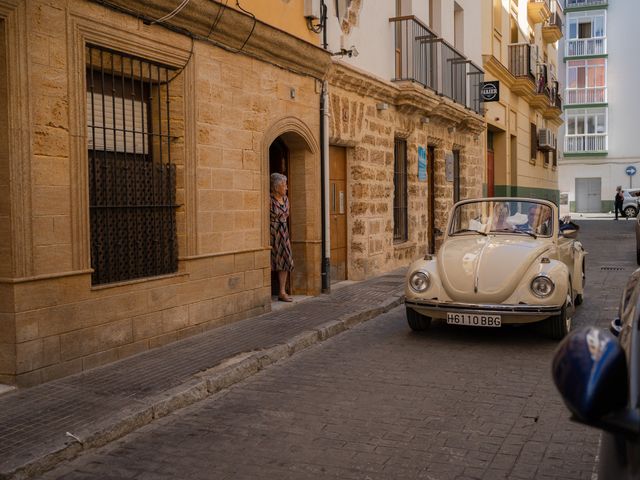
xmin=542 ymin=292 xmax=572 ymax=340
xmin=406 ymin=307 xmax=431 ymax=331
xmin=624 ymin=206 xmax=638 ymax=218
xmin=574 ymin=294 xmax=583 ymax=306
xmin=637 ymin=248 xmax=640 ymax=266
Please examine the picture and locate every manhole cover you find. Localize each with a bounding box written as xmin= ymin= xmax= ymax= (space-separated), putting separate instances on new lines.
xmin=600 ymin=266 xmax=625 ymax=271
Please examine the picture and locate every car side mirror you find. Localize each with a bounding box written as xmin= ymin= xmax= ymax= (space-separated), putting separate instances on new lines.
xmin=560 ymin=228 xmax=578 ymax=238
xmin=552 ymin=327 xmax=636 ymax=436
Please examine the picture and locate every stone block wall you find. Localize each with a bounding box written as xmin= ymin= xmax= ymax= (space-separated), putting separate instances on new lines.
xmin=328 ymin=67 xmax=485 ymax=280
xmin=0 ymin=0 xmax=327 ymax=386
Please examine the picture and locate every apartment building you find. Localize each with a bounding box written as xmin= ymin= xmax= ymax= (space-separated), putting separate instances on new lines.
xmin=481 ymin=0 xmax=563 ymax=203
xmin=322 ymin=0 xmax=486 ymax=280
xmin=558 ymin=0 xmax=638 ymax=213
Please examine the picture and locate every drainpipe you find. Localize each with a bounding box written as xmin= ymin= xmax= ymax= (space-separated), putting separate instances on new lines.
xmin=321 ymin=80 xmax=331 ymax=293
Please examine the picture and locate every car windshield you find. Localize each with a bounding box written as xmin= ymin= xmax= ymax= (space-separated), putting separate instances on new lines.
xmin=450 ymin=200 xmax=553 ymax=237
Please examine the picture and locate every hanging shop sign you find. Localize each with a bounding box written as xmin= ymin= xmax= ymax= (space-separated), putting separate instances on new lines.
xmin=480 ymin=81 xmax=500 ymax=102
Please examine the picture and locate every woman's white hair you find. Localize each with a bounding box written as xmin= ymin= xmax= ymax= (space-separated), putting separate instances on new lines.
xmin=270 ymin=172 xmax=287 ymax=193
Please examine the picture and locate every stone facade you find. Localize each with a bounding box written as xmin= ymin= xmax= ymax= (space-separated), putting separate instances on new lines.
xmin=328 ymin=63 xmax=485 ymax=280
xmin=0 ymin=0 xmax=329 ymax=386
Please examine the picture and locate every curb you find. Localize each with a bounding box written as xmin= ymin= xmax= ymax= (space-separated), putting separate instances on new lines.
xmin=2 ymin=293 xmax=404 ymax=480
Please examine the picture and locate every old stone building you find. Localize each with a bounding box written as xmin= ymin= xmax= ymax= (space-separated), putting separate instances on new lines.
xmin=323 ymin=0 xmax=486 ymax=280
xmin=0 ymin=0 xmax=486 ymax=387
xmin=0 ymin=0 xmax=329 ymax=386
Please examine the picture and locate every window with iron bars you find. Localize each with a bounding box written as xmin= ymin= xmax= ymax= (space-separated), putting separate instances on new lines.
xmin=393 ymin=138 xmax=408 ymax=242
xmin=86 ymin=45 xmax=178 ymax=285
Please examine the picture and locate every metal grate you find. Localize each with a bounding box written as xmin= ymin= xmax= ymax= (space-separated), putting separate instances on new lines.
xmin=86 ymin=45 xmax=178 ymax=285
xmin=600 ymin=266 xmax=625 ymax=271
xmin=393 ymin=138 xmax=408 ymax=242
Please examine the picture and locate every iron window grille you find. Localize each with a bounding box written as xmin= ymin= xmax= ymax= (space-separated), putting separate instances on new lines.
xmin=86 ymin=45 xmax=178 ymax=285
xmin=393 ymin=138 xmax=408 ymax=242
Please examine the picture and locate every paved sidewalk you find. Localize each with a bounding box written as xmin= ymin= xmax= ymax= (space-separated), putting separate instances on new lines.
xmin=0 ymin=269 xmax=406 ymax=480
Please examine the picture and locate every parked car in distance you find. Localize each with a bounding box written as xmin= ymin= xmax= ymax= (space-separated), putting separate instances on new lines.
xmin=623 ymin=189 xmax=640 ymax=218
xmin=552 ymin=268 xmax=640 ymax=479
xmin=404 ymin=198 xmax=587 ymax=339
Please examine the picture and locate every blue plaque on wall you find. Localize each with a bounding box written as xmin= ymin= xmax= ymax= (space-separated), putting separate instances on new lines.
xmin=418 ymin=146 xmax=427 ymax=181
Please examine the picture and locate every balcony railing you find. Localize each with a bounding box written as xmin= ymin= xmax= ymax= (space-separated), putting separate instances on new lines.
xmin=390 ymin=16 xmax=484 ymax=115
xmin=565 ymin=87 xmax=607 ymax=104
xmin=508 ymin=43 xmax=535 ymax=80
xmin=565 ymin=134 xmax=607 ymax=153
xmin=565 ymin=0 xmax=607 ymax=8
xmin=566 ymin=37 xmax=606 ymax=56
xmin=547 ymin=11 xmax=563 ymax=30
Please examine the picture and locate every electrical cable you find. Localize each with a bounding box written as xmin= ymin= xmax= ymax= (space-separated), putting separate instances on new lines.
xmin=151 ymin=0 xmax=191 ymax=24
xmin=234 ymin=0 xmax=257 ymax=52
xmin=207 ymin=0 xmax=228 ymax=38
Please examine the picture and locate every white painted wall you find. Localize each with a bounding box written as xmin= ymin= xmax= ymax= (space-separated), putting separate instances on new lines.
xmin=558 ymin=1 xmax=640 ymax=210
xmin=322 ymin=0 xmax=482 ymax=83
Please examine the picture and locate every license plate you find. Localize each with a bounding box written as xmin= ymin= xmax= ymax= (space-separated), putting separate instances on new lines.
xmin=446 ymin=312 xmax=502 ymax=327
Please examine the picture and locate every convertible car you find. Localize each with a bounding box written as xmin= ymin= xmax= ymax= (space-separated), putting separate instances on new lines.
xmin=404 ymin=198 xmax=587 ymax=339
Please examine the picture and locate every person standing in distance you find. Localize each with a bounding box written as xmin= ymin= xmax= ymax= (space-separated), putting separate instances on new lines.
xmin=270 ymin=173 xmax=294 ymax=302
xmin=614 ymin=186 xmax=625 ymax=220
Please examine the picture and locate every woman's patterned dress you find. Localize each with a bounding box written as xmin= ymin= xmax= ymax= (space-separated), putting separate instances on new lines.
xmin=270 ymin=194 xmax=294 ymax=272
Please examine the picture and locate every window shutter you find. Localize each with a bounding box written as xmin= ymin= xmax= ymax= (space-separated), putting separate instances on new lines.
xmin=530 ymin=123 xmax=537 ymax=160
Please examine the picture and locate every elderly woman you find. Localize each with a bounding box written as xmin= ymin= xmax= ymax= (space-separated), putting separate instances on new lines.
xmin=270 ymin=173 xmax=294 ymax=302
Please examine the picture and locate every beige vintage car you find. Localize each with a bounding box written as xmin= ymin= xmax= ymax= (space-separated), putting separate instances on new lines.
xmin=404 ymin=198 xmax=587 ymax=339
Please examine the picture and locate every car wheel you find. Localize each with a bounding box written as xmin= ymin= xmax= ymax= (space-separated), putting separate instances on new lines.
xmin=542 ymin=291 xmax=572 ymax=340
xmin=406 ymin=307 xmax=431 ymax=331
xmin=637 ymin=248 xmax=640 ymax=266
xmin=624 ymin=206 xmax=638 ymax=218
xmin=574 ymin=260 xmax=585 ymax=306
xmin=574 ymin=293 xmax=583 ymax=306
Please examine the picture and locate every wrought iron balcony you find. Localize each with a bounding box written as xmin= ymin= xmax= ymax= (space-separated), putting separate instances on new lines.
xmin=389 ymin=16 xmax=484 ymax=115
xmin=528 ymin=0 xmax=551 ymax=23
xmin=542 ymin=11 xmax=563 ymax=43
xmin=508 ymin=43 xmax=535 ymax=81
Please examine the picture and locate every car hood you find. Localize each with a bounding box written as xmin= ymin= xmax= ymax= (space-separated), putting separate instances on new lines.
xmin=438 ymin=235 xmax=551 ymax=303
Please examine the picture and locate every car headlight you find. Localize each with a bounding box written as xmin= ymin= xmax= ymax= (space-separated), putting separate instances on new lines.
xmin=409 ymin=271 xmax=430 ymax=293
xmin=531 ymin=275 xmax=555 ymax=298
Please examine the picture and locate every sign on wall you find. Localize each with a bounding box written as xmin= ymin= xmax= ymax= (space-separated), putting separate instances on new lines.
xmin=418 ymin=146 xmax=427 ymax=181
xmin=480 ymin=81 xmax=500 ymax=103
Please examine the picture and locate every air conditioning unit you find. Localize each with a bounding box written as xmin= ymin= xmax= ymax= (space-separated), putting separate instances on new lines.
xmin=538 ymin=128 xmax=556 ymax=151
xmin=304 ymin=0 xmax=321 ymax=19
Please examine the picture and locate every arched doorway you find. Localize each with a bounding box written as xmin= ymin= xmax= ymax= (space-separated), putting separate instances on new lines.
xmin=269 ymin=137 xmax=290 ymax=297
xmin=264 ymin=122 xmax=321 ymax=298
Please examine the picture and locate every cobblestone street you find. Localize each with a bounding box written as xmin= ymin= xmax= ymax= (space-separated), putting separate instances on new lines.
xmin=40 ymin=220 xmax=636 ymax=479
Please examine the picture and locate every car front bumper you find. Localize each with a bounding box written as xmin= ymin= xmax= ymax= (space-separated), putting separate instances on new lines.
xmin=405 ymin=297 xmax=562 ymax=323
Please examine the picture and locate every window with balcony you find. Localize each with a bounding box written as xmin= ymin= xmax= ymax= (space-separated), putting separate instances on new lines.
xmin=566 ymin=58 xmax=606 ymax=104
xmin=565 ymin=107 xmax=607 ymax=153
xmin=566 ymin=11 xmax=606 ymax=56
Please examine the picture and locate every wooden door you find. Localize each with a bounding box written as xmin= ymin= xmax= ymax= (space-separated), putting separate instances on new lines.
xmin=427 ymin=146 xmax=436 ymax=254
xmin=329 ymin=146 xmax=347 ymax=283
xmin=487 ymin=149 xmax=495 ymax=197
